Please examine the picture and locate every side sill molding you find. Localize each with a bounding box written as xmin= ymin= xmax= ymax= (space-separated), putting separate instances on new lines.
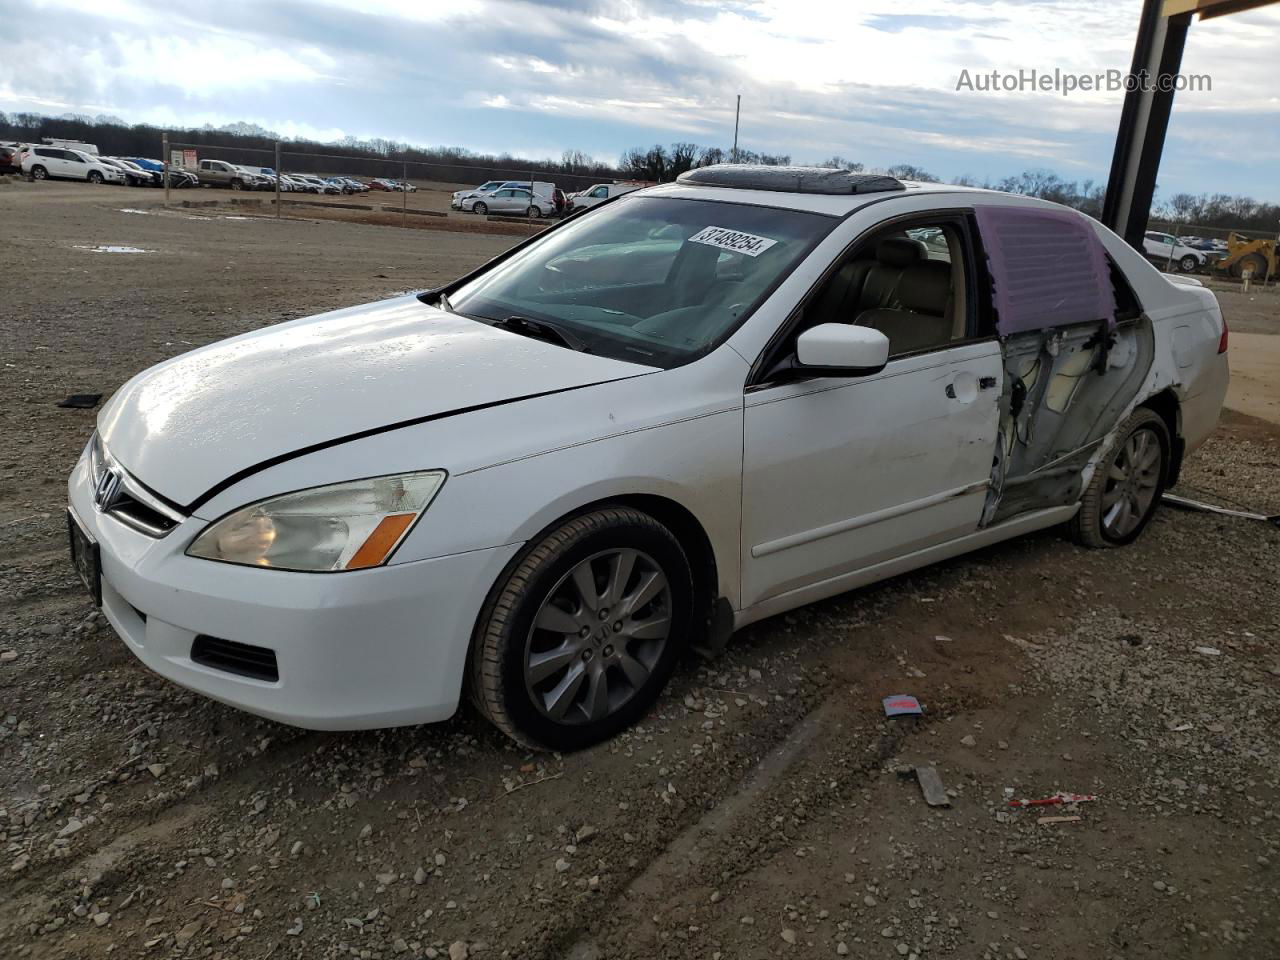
xmin=750 ymin=480 xmax=990 ymax=559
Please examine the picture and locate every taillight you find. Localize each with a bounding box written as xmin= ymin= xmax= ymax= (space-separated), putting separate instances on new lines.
xmin=1218 ymin=315 xmax=1229 ymax=354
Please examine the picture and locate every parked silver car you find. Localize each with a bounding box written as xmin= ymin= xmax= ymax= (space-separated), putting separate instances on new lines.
xmin=461 ymin=186 xmax=545 ymax=218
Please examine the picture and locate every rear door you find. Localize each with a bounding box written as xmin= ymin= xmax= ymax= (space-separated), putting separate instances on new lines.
xmin=740 ymin=212 xmax=1001 ymax=608
xmin=491 ymin=188 xmax=518 ymax=213
xmin=60 ymin=149 xmax=88 ymax=179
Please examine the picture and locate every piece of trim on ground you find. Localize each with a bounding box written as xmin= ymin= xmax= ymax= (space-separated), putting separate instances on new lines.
xmin=1162 ymin=492 xmax=1280 ymax=528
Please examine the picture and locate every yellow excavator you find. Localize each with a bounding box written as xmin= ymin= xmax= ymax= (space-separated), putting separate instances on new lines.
xmin=1212 ymin=232 xmax=1278 ymax=280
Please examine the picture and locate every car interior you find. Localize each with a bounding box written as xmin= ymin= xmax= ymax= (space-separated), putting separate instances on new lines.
xmin=802 ymin=224 xmax=973 ymax=357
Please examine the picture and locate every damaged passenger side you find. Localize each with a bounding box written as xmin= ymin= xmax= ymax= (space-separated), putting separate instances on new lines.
xmin=974 ymin=206 xmax=1155 ymax=526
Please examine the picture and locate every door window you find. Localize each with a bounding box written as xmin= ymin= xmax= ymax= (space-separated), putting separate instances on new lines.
xmin=590 ymin=186 xmax=610 ymax=198
xmin=795 ymin=218 xmax=975 ymax=360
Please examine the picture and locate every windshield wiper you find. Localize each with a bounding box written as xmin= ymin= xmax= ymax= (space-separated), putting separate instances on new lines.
xmin=488 ymin=315 xmax=591 ymax=353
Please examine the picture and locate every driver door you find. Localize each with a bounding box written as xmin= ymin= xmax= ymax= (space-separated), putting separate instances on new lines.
xmin=740 ymin=215 xmax=1002 ymax=609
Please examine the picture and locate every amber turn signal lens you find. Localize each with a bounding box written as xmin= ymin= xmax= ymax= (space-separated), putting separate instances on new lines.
xmin=345 ymin=513 xmax=418 ymax=569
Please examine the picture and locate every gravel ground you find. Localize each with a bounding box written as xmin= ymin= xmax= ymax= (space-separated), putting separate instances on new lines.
xmin=2 ymin=181 xmax=1278 ymax=959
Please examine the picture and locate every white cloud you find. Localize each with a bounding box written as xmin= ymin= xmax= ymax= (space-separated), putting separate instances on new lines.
xmin=2 ymin=0 xmax=1278 ymax=200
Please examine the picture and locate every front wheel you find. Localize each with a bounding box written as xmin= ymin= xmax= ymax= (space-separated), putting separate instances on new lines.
xmin=1068 ymin=408 xmax=1170 ymax=548
xmin=87 ymin=170 xmax=103 ymax=184
xmin=1179 ymin=255 xmax=1198 ymax=273
xmin=470 ymin=507 xmax=693 ymax=751
xmin=472 ymin=201 xmax=488 ymax=215
xmin=230 ymin=179 xmax=243 ymax=191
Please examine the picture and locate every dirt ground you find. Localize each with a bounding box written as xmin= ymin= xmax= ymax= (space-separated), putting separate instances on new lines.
xmin=2 ymin=180 xmax=1278 ymax=960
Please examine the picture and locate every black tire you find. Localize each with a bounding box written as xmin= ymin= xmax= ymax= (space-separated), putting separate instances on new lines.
xmin=31 ymin=165 xmax=47 ymax=180
xmin=230 ymin=179 xmax=243 ymax=191
xmin=87 ymin=170 xmax=103 ymax=184
xmin=1067 ymin=407 xmax=1170 ymax=548
xmin=1179 ymin=255 xmax=1198 ymax=273
xmin=470 ymin=507 xmax=694 ymax=751
xmin=472 ymin=201 xmax=488 ymax=216
xmin=528 ymin=205 xmax=542 ymax=219
xmin=1233 ymin=254 xmax=1267 ymax=281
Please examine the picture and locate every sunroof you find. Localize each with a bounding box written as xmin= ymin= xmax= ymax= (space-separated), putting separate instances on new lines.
xmin=675 ymin=166 xmax=907 ymax=196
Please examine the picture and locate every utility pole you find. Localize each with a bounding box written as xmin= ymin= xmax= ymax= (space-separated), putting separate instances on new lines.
xmin=731 ymin=95 xmax=741 ymax=163
xmin=162 ymin=132 xmax=170 ymax=208
xmin=274 ymin=141 xmax=281 ymax=219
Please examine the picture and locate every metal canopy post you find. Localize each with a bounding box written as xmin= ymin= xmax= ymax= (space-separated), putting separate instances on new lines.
xmin=162 ymin=132 xmax=170 ymax=209
xmin=1103 ymin=0 xmax=1280 ymax=251
xmin=1101 ymin=0 xmax=1190 ymax=249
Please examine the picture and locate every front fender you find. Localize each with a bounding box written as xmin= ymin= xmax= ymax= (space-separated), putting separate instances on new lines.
xmin=400 ymin=407 xmax=745 ymax=608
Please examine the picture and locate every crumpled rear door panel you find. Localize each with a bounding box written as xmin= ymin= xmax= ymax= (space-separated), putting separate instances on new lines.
xmin=983 ymin=317 xmax=1154 ymax=526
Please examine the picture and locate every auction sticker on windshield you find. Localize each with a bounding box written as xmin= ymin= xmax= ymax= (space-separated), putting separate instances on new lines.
xmin=688 ymin=225 xmax=778 ymax=258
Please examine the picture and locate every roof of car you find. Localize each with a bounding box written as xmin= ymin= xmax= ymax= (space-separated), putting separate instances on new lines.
xmin=644 ymin=173 xmax=987 ymax=216
xmin=677 ymin=165 xmax=907 ymax=196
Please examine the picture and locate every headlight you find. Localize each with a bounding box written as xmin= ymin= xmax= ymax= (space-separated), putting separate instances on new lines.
xmin=187 ymin=471 xmax=445 ymax=572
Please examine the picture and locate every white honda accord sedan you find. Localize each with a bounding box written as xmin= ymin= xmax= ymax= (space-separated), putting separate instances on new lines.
xmin=68 ymin=167 xmax=1228 ymax=750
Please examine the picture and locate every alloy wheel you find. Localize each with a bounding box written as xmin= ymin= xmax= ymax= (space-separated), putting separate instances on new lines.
xmin=1101 ymin=427 xmax=1162 ymax=538
xmin=524 ymin=548 xmax=672 ymax=725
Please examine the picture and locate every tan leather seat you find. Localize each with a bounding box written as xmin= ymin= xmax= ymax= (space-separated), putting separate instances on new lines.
xmin=810 ymin=237 xmax=927 ymax=326
xmin=856 ymin=259 xmax=954 ymax=356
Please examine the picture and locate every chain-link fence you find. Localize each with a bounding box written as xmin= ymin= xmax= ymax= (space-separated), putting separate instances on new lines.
xmin=160 ymin=136 xmax=623 ymax=231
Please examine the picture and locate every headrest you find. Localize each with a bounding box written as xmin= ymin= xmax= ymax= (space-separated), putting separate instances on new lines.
xmin=876 ymin=237 xmax=928 ymax=269
xmin=898 ymin=260 xmax=951 ymax=315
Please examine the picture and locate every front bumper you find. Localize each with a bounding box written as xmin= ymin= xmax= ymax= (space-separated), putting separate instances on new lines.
xmin=68 ymin=452 xmax=521 ymax=730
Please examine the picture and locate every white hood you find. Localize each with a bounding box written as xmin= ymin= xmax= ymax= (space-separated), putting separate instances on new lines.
xmin=98 ymin=296 xmax=649 ymax=508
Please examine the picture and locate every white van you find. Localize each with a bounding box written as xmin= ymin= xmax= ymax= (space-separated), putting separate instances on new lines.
xmin=42 ymin=138 xmax=99 ymax=156
xmin=568 ymin=181 xmax=646 ymax=211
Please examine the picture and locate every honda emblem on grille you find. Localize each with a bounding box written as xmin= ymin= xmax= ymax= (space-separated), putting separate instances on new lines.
xmin=93 ymin=467 xmax=124 ymax=511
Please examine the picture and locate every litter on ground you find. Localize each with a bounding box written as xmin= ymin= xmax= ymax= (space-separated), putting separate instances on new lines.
xmin=914 ymin=765 xmax=951 ymax=807
xmin=56 ymin=394 xmax=102 ymax=409
xmin=1008 ymin=792 xmax=1098 ymax=808
xmin=882 ymin=694 xmax=923 ymax=717
xmin=1162 ymin=492 xmax=1280 ymax=528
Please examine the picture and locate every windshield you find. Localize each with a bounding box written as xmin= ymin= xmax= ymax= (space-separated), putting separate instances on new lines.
xmin=448 ymin=195 xmax=834 ymax=368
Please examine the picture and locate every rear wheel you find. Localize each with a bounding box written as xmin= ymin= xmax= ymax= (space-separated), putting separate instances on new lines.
xmin=470 ymin=507 xmax=693 ymax=751
xmin=472 ymin=201 xmax=488 ymax=215
xmin=528 ymin=205 xmax=543 ymax=219
xmin=31 ymin=165 xmax=47 ymax=180
xmin=1068 ymin=408 xmax=1170 ymax=548
xmin=87 ymin=170 xmax=103 ymax=184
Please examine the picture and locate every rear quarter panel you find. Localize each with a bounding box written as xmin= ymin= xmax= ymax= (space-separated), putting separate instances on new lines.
xmin=1093 ymin=226 xmax=1229 ymax=454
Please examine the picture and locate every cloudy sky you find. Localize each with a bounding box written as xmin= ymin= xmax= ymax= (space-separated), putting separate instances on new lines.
xmin=3 ymin=0 xmax=1278 ymax=201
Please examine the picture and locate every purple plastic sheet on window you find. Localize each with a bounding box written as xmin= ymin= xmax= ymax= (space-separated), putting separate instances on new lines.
xmin=973 ymin=205 xmax=1115 ymax=336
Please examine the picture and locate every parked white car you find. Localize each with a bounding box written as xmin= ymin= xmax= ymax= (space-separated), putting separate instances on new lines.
xmin=68 ymin=167 xmax=1228 ymax=750
xmin=22 ymin=146 xmax=125 ymax=184
xmin=1143 ymin=231 xmax=1206 ymax=273
xmin=451 ymin=180 xmax=507 ymax=207
xmin=568 ymin=181 xmax=645 ymax=211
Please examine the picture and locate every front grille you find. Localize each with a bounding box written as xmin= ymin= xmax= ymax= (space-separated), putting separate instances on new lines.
xmin=191 ymin=636 xmax=279 ymax=682
xmin=109 ymin=492 xmax=179 ymax=537
xmin=89 ymin=436 xmax=185 ymax=539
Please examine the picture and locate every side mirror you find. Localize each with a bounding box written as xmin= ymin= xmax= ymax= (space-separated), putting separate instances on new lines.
xmin=795 ymin=323 xmax=890 ymax=376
